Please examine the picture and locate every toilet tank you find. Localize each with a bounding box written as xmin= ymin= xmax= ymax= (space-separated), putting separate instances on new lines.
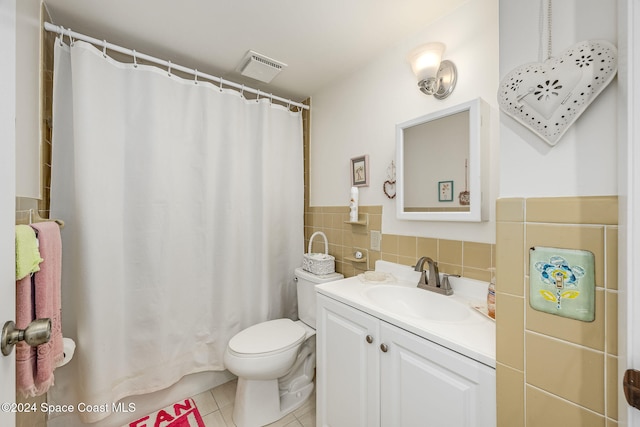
xmin=295 ymin=267 xmax=343 ymax=328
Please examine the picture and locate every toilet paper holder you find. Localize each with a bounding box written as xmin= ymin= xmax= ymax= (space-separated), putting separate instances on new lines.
xmin=1 ymin=318 xmax=51 ymax=356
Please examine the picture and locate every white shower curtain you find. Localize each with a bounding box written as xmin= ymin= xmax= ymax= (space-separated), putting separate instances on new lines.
xmin=49 ymin=39 xmax=303 ymax=423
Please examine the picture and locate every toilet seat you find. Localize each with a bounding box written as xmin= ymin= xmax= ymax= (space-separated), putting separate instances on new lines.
xmin=227 ymin=318 xmax=306 ymax=358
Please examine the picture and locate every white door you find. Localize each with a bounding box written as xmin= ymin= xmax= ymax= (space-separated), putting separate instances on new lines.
xmin=620 ymin=0 xmax=640 ymax=424
xmin=379 ymin=322 xmax=495 ymax=427
xmin=316 ymin=294 xmax=380 ymax=427
xmin=0 ymin=0 xmax=17 ymax=425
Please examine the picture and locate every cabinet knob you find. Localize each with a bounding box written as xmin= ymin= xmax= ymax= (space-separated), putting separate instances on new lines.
xmin=380 ymin=343 xmax=388 ymax=352
xmin=366 ymin=335 xmax=373 ymax=344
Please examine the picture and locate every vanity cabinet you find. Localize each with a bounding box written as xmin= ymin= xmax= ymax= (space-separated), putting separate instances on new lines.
xmin=317 ymin=293 xmax=380 ymax=427
xmin=316 ymin=294 xmax=496 ymax=427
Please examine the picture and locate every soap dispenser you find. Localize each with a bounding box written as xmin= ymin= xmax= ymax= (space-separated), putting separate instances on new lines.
xmin=487 ymin=268 xmax=496 ymax=319
xmin=349 ymin=187 xmax=359 ymax=222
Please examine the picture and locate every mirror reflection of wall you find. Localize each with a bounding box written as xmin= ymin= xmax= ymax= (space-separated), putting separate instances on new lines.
xmin=403 ymin=110 xmax=469 ymax=212
xmin=396 ymin=98 xmax=487 ymax=222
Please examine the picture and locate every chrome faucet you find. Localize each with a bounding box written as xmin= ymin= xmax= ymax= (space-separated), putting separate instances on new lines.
xmin=413 ymin=256 xmax=454 ymax=296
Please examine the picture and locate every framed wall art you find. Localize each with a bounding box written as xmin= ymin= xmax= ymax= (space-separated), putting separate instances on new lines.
xmin=351 ymin=155 xmax=369 ymax=187
xmin=438 ymin=180 xmax=454 ymax=202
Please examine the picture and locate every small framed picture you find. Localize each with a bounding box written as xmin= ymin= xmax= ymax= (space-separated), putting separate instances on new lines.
xmin=438 ymin=180 xmax=454 ymax=202
xmin=351 ymin=155 xmax=369 ymax=187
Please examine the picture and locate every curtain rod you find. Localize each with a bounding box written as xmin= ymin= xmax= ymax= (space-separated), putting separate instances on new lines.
xmin=43 ymin=22 xmax=309 ymax=111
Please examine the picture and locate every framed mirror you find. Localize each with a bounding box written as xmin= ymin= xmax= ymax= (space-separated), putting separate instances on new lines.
xmin=396 ymin=98 xmax=488 ymax=222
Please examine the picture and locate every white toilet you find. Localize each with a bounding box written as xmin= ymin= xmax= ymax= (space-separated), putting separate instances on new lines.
xmin=224 ymin=267 xmax=343 ymax=427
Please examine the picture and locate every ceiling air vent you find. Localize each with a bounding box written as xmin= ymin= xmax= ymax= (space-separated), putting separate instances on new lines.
xmin=236 ymin=50 xmax=287 ymax=83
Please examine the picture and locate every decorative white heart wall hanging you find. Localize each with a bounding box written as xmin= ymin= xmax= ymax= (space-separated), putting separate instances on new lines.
xmin=498 ymin=40 xmax=617 ymax=146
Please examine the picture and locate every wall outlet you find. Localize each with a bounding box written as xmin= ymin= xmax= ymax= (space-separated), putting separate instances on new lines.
xmin=370 ymin=230 xmax=382 ymax=251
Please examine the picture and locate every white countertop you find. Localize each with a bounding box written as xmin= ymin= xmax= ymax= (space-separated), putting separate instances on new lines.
xmin=315 ymin=260 xmax=496 ymax=368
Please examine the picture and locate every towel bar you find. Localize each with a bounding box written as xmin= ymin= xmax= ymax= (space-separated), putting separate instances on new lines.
xmin=27 ymin=209 xmax=64 ymax=228
xmin=15 ymin=209 xmax=64 ymax=228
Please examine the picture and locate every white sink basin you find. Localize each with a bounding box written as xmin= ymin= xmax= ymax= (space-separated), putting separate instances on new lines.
xmin=362 ymin=285 xmax=473 ymax=323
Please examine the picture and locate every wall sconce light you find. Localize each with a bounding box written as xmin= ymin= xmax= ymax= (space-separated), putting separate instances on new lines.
xmin=408 ymin=42 xmax=457 ymax=100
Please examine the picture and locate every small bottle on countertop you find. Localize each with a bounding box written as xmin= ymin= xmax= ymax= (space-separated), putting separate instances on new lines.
xmin=487 ymin=268 xmax=496 ymax=319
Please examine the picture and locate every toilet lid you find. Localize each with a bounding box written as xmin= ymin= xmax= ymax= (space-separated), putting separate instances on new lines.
xmin=228 ymin=319 xmax=306 ymax=356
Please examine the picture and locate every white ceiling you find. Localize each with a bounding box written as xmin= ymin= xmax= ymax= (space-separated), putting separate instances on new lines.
xmin=43 ymin=0 xmax=467 ymax=103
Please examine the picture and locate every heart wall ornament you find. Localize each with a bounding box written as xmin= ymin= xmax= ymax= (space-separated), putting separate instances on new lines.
xmin=384 ymin=161 xmax=396 ymax=199
xmin=383 ymin=180 xmax=396 ymax=199
xmin=498 ymin=40 xmax=617 ymax=146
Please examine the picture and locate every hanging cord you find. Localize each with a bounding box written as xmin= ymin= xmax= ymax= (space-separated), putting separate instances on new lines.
xmin=547 ymin=0 xmax=552 ymax=60
xmin=539 ymin=0 xmax=553 ymax=61
xmin=387 ymin=160 xmax=396 ymax=181
xmin=464 ymin=159 xmax=468 ymax=192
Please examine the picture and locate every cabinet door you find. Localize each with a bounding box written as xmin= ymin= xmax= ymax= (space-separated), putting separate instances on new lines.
xmin=317 ymin=294 xmax=380 ymax=427
xmin=379 ymin=321 xmax=496 ymax=427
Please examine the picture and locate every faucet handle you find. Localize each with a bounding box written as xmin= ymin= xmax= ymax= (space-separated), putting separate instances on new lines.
xmin=441 ymin=274 xmax=460 ymax=292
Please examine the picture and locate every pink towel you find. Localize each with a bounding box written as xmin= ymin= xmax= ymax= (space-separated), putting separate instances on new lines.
xmin=16 ymin=275 xmax=37 ymax=397
xmin=30 ymin=222 xmax=64 ymax=395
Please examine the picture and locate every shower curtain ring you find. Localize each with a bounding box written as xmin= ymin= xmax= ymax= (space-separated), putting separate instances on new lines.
xmin=132 ymin=50 xmax=138 ymax=68
xmin=240 ymin=85 xmax=245 ymax=98
xmin=256 ymin=89 xmax=261 ymax=102
xmin=67 ymin=27 xmax=74 ymax=46
xmin=219 ymin=79 xmax=223 ymax=92
xmin=58 ymin=26 xmax=64 ymax=46
xmin=269 ymin=93 xmax=273 ymax=105
xmin=103 ymin=41 xmax=108 ymax=58
xmin=194 ymin=69 xmax=198 ymax=85
xmin=167 ymin=61 xmax=172 ymax=76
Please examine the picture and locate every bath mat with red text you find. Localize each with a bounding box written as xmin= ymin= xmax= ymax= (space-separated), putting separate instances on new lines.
xmin=125 ymin=398 xmax=204 ymax=427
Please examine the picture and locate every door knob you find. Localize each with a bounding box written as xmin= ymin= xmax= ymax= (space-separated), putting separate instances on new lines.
xmin=624 ymin=369 xmax=640 ymax=409
xmin=366 ymin=335 xmax=374 ymax=344
xmin=1 ymin=319 xmax=51 ymax=356
xmin=380 ymin=343 xmax=388 ymax=352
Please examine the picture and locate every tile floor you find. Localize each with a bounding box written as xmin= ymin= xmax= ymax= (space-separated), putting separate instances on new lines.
xmin=192 ymin=379 xmax=316 ymax=427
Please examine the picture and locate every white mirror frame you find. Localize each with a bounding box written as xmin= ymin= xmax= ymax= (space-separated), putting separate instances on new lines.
xmin=396 ymin=98 xmax=489 ymax=222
